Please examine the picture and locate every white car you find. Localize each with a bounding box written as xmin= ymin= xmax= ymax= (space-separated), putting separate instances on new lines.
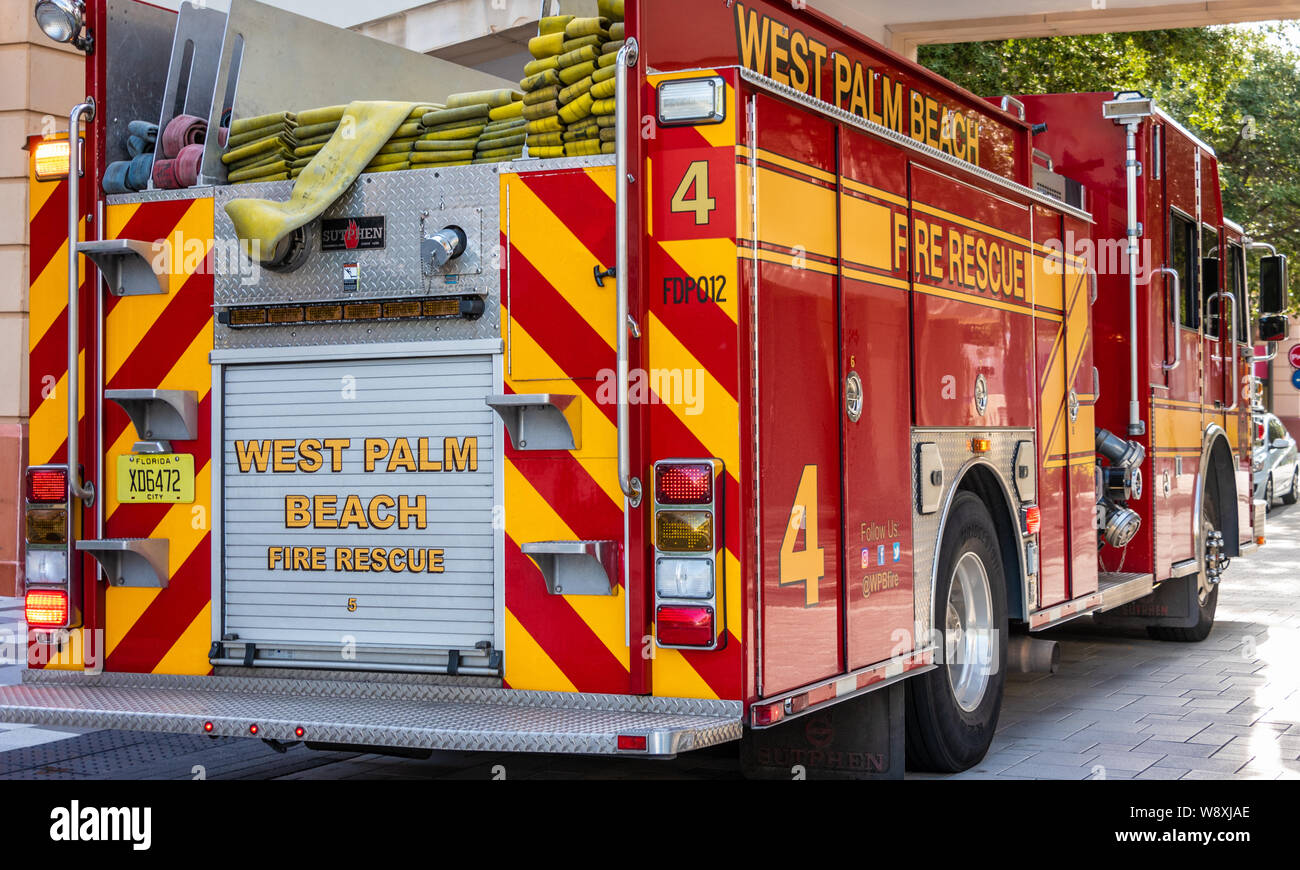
xmin=1253 ymin=411 xmax=1299 ymax=510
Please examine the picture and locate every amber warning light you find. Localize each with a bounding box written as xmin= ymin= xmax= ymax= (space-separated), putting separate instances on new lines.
xmin=33 ymin=138 xmax=81 ymax=182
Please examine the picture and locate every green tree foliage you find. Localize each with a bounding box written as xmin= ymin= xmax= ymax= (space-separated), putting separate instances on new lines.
xmin=921 ymin=26 xmax=1300 ymax=310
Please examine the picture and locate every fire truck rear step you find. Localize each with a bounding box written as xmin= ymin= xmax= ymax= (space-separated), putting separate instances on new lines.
xmin=0 ymin=671 xmax=742 ymax=757
xmin=1028 ymin=572 xmax=1155 ymax=630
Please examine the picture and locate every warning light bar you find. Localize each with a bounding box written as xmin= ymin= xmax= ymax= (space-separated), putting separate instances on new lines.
xmin=26 ymin=467 xmax=68 ymax=503
xmin=218 ymin=294 xmax=485 ymax=328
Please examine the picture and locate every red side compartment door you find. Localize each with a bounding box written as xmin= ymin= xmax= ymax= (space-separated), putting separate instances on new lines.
xmin=753 ymin=93 xmax=842 ymax=696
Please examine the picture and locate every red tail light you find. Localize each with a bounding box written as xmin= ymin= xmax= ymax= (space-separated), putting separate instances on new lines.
xmin=616 ymin=735 xmax=647 ymax=751
xmin=26 ymin=467 xmax=68 ymax=503
xmin=656 ymin=604 xmax=715 ymax=647
xmin=655 ymin=463 xmax=712 ymax=504
xmin=25 ymin=589 xmax=69 ymax=628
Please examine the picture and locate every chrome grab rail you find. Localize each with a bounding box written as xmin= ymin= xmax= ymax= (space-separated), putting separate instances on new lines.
xmin=67 ymin=98 xmax=96 ymax=505
xmin=1158 ymin=266 xmax=1181 ymax=373
xmin=615 ymin=38 xmax=642 ymax=507
xmin=1208 ymin=290 xmax=1239 ymax=411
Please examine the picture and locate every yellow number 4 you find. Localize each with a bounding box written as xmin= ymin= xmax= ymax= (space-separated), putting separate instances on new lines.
xmin=779 ymin=465 xmax=825 ymax=607
xmin=670 ymin=160 xmax=717 ymax=226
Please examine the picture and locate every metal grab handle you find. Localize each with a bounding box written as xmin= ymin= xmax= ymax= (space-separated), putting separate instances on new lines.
xmin=1158 ymin=266 xmax=1181 ymax=372
xmin=615 ymin=39 xmax=642 ymax=507
xmin=67 ymin=98 xmax=96 ymax=505
xmin=1208 ymin=290 xmax=1239 ymax=411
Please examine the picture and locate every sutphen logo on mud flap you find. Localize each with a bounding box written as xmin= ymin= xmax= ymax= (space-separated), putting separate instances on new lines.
xmin=321 ymin=216 xmax=385 ymax=251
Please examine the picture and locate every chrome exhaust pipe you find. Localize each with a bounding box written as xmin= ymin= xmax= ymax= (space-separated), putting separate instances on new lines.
xmin=1007 ymin=636 xmax=1060 ymax=674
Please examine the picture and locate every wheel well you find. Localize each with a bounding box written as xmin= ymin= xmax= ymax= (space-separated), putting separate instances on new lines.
xmin=1205 ymin=435 xmax=1239 ymax=556
xmin=957 ymin=465 xmax=1024 ymax=620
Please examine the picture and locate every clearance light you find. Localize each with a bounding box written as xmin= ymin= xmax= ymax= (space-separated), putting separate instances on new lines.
xmin=1023 ymin=505 xmax=1041 ymax=536
xmin=656 ymin=604 xmax=715 ymax=647
xmin=616 ymin=735 xmax=647 ymax=751
xmin=971 ymin=437 xmax=992 ymax=454
xmin=249 ymin=724 xmax=259 ymax=735
xmin=34 ymin=139 xmax=76 ymax=181
xmin=656 ymin=510 xmax=713 ymax=552
xmin=294 ymin=727 xmax=305 ymax=738
xmin=27 ymin=467 xmax=68 ymax=503
xmin=203 ymin=721 xmax=214 ymax=733
xmin=24 ymin=589 xmax=69 ymax=628
xmin=752 ymin=703 xmax=784 ymax=727
xmin=25 ymin=509 xmax=67 ymax=545
xmin=655 ymin=463 xmax=712 ymax=504
xmin=658 ymin=77 xmax=725 ymax=126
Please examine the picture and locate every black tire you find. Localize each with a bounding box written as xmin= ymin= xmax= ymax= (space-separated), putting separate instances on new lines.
xmin=1282 ymin=469 xmax=1299 ymax=506
xmin=906 ymin=492 xmax=1008 ymax=772
xmin=1147 ymin=495 xmax=1220 ymax=642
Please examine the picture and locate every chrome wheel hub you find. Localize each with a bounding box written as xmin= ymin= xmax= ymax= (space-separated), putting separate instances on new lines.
xmin=945 ymin=551 xmax=995 ymax=712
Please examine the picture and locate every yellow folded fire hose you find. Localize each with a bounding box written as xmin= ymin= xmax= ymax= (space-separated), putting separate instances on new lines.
xmin=224 ymin=101 xmax=415 ymax=262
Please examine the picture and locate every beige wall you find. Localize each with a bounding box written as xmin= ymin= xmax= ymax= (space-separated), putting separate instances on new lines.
xmin=0 ymin=11 xmax=83 ymax=596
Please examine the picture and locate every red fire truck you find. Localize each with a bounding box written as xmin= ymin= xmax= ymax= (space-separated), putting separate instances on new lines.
xmin=1 ymin=0 xmax=1289 ymax=777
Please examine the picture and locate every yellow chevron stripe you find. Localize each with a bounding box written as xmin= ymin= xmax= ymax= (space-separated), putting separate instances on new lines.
xmin=504 ymin=609 xmax=577 ymax=691
xmin=105 ymin=463 xmax=212 ymax=659
xmin=105 ymin=320 xmax=214 ymax=519
xmin=584 ymin=164 xmax=615 ymax=201
xmin=652 ymin=647 xmax=721 ymax=697
xmin=504 ymin=459 xmax=628 ymax=679
xmin=655 ymin=238 xmax=739 ymax=322
xmin=645 ymin=312 xmax=740 ymax=472
xmin=28 ymin=350 xmax=84 ymax=466
xmin=29 ymin=165 xmax=66 ymax=217
xmin=104 ymin=199 xmax=212 ymax=383
xmin=28 ymin=219 xmax=85 ymax=356
xmin=152 ymin=603 xmax=214 ymax=675
xmin=502 ymin=175 xmax=615 ymax=352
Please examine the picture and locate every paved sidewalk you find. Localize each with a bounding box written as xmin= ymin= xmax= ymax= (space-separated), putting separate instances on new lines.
xmin=0 ymin=597 xmax=87 ymax=752
xmin=919 ymin=501 xmax=1300 ymax=780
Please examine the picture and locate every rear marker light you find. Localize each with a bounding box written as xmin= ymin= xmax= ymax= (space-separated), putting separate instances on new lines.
xmin=25 ymin=589 xmax=69 ymax=628
xmin=655 ymin=511 xmax=713 ymax=552
xmin=295 ymin=727 xmax=305 ymax=738
xmin=249 ymin=724 xmax=259 ymax=735
xmin=752 ymin=704 xmax=783 ymax=727
xmin=34 ymin=139 xmax=73 ymax=181
xmin=27 ymin=468 xmax=68 ymax=503
xmin=655 ymin=463 xmax=713 ymax=504
xmin=656 ymin=604 xmax=715 ymax=647
xmin=617 ymin=735 xmax=647 ymax=751
xmin=203 ymin=722 xmax=214 ymax=733
xmin=1024 ymin=505 xmax=1041 ymax=536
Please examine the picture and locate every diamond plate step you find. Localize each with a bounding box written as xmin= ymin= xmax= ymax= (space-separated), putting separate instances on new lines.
xmin=0 ymin=671 xmax=742 ymax=757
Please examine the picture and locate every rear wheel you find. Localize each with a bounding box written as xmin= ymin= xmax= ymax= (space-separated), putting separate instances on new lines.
xmin=1282 ymin=468 xmax=1299 ymax=505
xmin=1147 ymin=496 xmax=1222 ymax=642
xmin=906 ymin=492 xmax=1008 ymax=772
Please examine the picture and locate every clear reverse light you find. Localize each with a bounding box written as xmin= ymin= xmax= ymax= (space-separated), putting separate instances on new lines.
xmin=656 ymin=558 xmax=714 ymax=600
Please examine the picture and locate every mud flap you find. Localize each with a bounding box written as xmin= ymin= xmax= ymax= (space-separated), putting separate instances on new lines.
xmin=739 ymin=683 xmax=904 ymax=780
xmin=1093 ymin=573 xmax=1200 ymax=629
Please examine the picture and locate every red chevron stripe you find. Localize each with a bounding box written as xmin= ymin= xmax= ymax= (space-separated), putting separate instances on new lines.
xmin=104 ymin=534 xmax=211 ymax=675
xmin=506 ymin=450 xmax=622 ymax=546
xmin=505 ymin=537 xmax=629 ymax=692
xmin=103 ymin=199 xmax=200 ymax=317
xmin=515 ymin=170 xmax=614 ymax=268
xmin=28 ymin=178 xmax=69 ymax=280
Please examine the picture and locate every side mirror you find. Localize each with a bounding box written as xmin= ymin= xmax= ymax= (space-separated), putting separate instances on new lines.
xmin=1259 ymin=254 xmax=1288 ymax=314
xmin=1260 ymin=313 xmax=1289 ymax=343
xmin=1273 ymin=438 xmax=1291 ymax=449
